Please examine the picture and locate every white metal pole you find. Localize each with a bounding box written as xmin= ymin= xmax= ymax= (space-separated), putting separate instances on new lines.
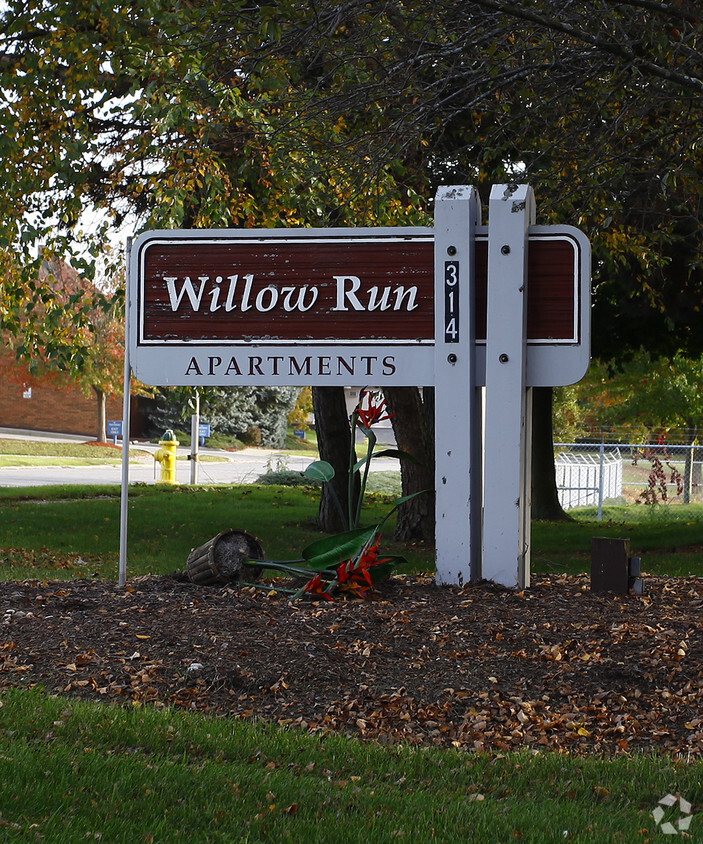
xmin=190 ymin=389 xmax=200 ymax=485
xmin=598 ymin=438 xmax=605 ymax=521
xmin=118 ymin=237 xmax=133 ymax=588
xmin=482 ymin=184 xmax=535 ymax=588
xmin=434 ymin=185 xmax=482 ymax=586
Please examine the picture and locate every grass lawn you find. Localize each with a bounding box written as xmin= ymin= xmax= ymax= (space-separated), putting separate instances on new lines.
xmin=0 ymin=439 xmax=126 ymax=459
xmin=2 ymin=483 xmax=703 ymax=580
xmin=2 ymin=486 xmax=703 ymax=841
xmin=0 ymin=454 xmax=150 ymax=468
xmin=532 ymin=502 xmax=703 ymax=577
xmin=1 ymin=687 xmax=701 ymax=843
xmin=0 ymin=484 xmax=424 ymax=580
xmin=0 ymin=438 xmax=231 ymax=468
xmin=0 ymin=439 xmax=134 ymax=467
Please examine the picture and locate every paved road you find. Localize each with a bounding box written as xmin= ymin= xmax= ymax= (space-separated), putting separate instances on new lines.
xmin=0 ymin=446 xmax=319 ymax=487
xmin=0 ymin=427 xmax=399 ymax=487
xmin=0 ymin=430 xmax=399 ymax=487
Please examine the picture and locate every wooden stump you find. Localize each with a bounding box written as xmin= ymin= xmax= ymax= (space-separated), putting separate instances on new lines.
xmin=186 ymin=530 xmax=264 ymax=585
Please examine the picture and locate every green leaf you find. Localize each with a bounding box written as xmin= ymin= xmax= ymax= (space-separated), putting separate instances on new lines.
xmin=352 ymin=456 xmax=370 ymax=473
xmin=352 ymin=448 xmax=417 ymax=475
xmin=302 ymin=526 xmax=377 ymax=569
xmin=394 ymin=490 xmax=431 ymax=506
xmin=356 ymin=424 xmax=377 ymax=442
xmin=367 ymin=556 xmax=407 ymax=582
xmin=304 ymin=460 xmax=336 ymax=482
xmin=374 ymin=448 xmax=419 ymax=463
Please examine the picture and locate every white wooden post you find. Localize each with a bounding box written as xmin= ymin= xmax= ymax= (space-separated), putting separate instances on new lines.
xmin=434 ymin=185 xmax=482 ymax=586
xmin=482 ymin=184 xmax=535 ymax=588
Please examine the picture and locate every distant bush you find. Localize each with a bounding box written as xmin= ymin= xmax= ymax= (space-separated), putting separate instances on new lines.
xmin=256 ymin=470 xmax=321 ymax=487
xmin=145 ymin=386 xmax=300 ymax=448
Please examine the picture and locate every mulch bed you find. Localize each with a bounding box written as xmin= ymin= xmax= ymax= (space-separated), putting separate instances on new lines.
xmin=1 ymin=573 xmax=702 ymax=757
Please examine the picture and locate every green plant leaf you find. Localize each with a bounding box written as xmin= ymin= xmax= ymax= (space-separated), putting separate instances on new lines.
xmin=374 ymin=448 xmax=419 ymax=463
xmin=352 ymin=456 xmax=371 ymax=473
xmin=368 ymin=555 xmax=407 ymax=581
xmin=356 ymin=424 xmax=377 ymax=442
xmin=394 ymin=489 xmax=431 ymax=506
xmin=302 ymin=526 xmax=378 ymax=569
xmin=304 ymin=460 xmax=336 ymax=482
xmin=352 ymin=448 xmax=418 ymax=475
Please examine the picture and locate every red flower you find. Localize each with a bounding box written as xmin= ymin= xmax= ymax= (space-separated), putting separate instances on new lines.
xmin=355 ymin=390 xmax=392 ymax=429
xmin=303 ymin=573 xmax=333 ymax=600
xmin=337 ymin=537 xmax=392 ymax=597
xmin=342 ymin=580 xmax=370 ymax=599
xmin=336 ymin=559 xmax=354 ymax=584
xmin=360 ymin=537 xmax=381 ymax=565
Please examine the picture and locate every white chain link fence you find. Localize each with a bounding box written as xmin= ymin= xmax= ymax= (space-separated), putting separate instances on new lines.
xmin=554 ymin=435 xmax=702 ymax=516
xmin=555 ymin=447 xmax=623 ymax=512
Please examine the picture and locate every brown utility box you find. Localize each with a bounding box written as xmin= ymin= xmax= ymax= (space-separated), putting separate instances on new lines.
xmin=590 ymin=537 xmax=630 ymax=594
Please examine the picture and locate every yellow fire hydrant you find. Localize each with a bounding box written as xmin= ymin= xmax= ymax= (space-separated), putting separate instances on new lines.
xmin=154 ymin=429 xmax=179 ymax=485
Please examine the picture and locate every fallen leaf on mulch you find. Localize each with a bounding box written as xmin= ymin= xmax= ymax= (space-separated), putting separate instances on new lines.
xmin=1 ymin=573 xmax=702 ymax=757
xmin=0 ymin=548 xmax=100 ymax=572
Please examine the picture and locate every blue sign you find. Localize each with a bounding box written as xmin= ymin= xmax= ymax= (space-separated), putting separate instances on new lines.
xmin=198 ymin=423 xmax=211 ymax=446
xmin=107 ymin=420 xmax=123 ymax=444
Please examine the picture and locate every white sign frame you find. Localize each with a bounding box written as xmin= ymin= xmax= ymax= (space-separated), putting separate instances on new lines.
xmin=119 ymin=186 xmax=591 ymax=590
xmin=128 ymin=226 xmax=589 ymax=388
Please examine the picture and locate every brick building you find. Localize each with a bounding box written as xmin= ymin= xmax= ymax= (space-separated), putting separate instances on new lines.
xmin=0 ymin=255 xmax=147 ymax=439
xmin=0 ymin=351 xmax=126 ymax=438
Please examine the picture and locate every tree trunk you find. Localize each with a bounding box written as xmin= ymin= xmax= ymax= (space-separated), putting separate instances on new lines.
xmin=385 ymin=386 xmax=435 ymax=542
xmin=531 ymin=386 xmax=571 ymax=521
xmin=312 ymin=386 xmax=358 ymax=532
xmin=94 ymin=386 xmax=107 ymax=443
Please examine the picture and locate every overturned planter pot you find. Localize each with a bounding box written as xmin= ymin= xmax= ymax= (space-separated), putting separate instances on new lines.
xmin=186 ymin=529 xmax=264 ymax=586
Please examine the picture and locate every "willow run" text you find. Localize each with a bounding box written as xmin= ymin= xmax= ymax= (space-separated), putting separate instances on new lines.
xmin=164 ymin=274 xmax=419 ymax=314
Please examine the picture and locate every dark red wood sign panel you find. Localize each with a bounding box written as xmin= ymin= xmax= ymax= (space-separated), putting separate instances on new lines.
xmin=475 ymin=238 xmax=578 ymax=343
xmin=137 ymin=233 xmax=580 ymax=345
